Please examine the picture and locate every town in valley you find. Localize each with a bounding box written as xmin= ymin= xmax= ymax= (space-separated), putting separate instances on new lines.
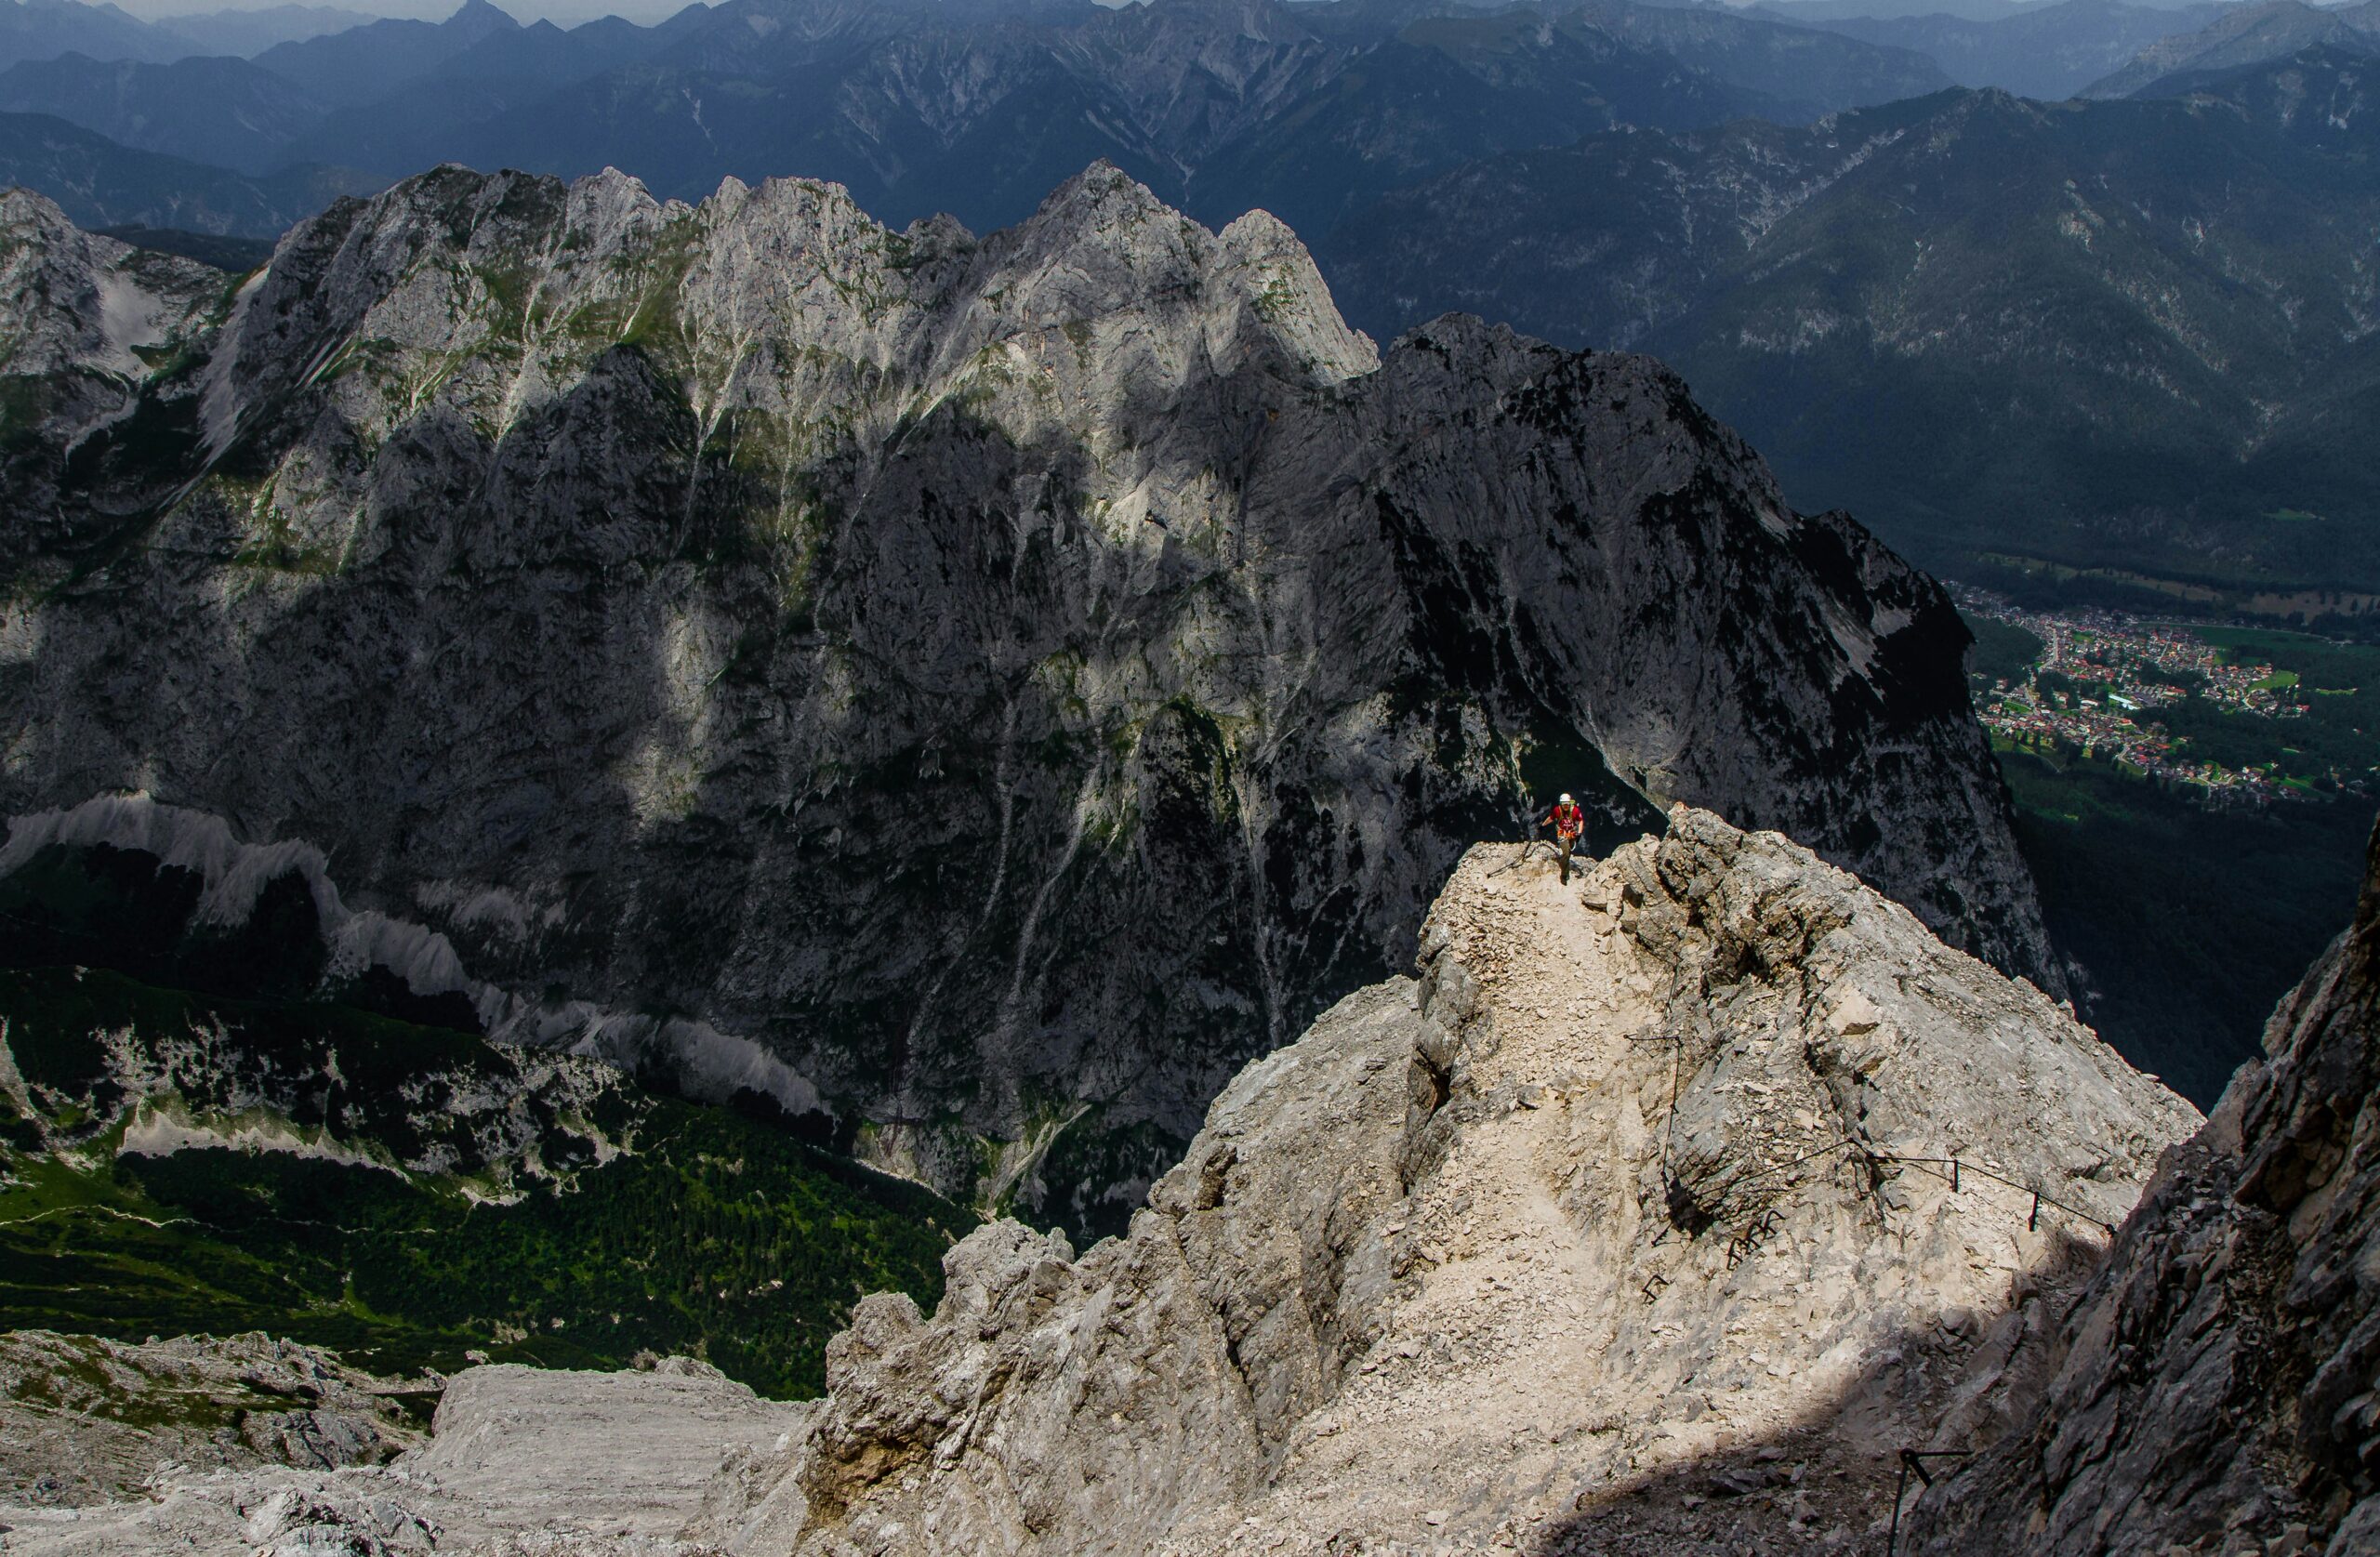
xmin=1954 ymin=588 xmax=2372 ymax=807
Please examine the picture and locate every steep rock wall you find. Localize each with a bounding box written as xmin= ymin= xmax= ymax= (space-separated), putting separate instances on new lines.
xmin=1907 ymin=818 xmax=2380 ymax=1556
xmin=1 ymin=165 xmax=2053 ymax=1217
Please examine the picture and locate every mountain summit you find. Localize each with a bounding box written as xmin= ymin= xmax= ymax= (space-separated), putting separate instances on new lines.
xmin=0 ymin=165 xmax=2052 ymax=1221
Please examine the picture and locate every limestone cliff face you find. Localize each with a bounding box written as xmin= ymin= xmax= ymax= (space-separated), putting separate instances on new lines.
xmin=1906 ymin=818 xmax=2380 ymax=1557
xmin=0 ymin=163 xmax=2055 ymax=1218
xmin=693 ymin=809 xmax=2195 ymax=1557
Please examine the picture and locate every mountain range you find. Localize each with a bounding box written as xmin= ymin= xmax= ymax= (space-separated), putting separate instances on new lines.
xmin=0 ymin=51 xmax=334 ymax=172
xmin=10 ymin=0 xmax=2370 ymax=230
xmin=6 ymin=0 xmax=2374 ymax=609
xmin=4 ymin=9 xmax=2379 ymax=1547
xmin=0 ymin=108 xmax=372 ymax=232
xmin=1324 ymin=46 xmax=2380 ymax=596
xmin=0 ymin=0 xmax=1960 ymax=235
xmin=0 ymin=164 xmax=2054 ymax=1228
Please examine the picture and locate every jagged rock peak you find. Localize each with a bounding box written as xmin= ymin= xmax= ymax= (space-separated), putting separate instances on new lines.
xmin=1908 ymin=814 xmax=2380 ymax=1556
xmin=208 ymin=158 xmax=1374 ymax=421
xmin=692 ymin=809 xmax=2195 ymax=1555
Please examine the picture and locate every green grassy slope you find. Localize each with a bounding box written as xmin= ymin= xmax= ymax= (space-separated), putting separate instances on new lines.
xmin=0 ymin=967 xmax=962 ymax=1397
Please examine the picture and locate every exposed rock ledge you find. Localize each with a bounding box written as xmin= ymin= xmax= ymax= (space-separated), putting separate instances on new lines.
xmin=0 ymin=1331 xmax=421 ymax=1508
xmin=1 ymin=806 xmax=2196 ymax=1556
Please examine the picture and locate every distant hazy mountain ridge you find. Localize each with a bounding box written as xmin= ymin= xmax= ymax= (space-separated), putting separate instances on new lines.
xmin=0 ymin=0 xmax=1958 ymax=237
xmin=0 ymin=51 xmax=334 ymax=174
xmin=0 ymin=108 xmax=370 ymax=237
xmin=1778 ymin=0 xmax=2234 ymax=99
xmin=2083 ymin=0 xmax=2380 ymax=95
xmin=1325 ymin=51 xmax=2380 ymax=594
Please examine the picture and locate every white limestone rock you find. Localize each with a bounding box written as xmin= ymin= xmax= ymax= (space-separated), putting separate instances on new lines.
xmin=700 ymin=808 xmax=2196 ymax=1556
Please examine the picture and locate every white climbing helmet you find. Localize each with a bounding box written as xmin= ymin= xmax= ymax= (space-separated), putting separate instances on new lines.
xmin=1559 ymin=793 xmax=1573 ymax=805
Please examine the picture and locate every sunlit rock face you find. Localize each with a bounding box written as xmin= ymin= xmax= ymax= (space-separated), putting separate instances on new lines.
xmin=0 ymin=164 xmax=2054 ymax=1221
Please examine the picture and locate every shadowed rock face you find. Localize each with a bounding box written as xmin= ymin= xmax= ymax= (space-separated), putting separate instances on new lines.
xmin=1907 ymin=815 xmax=2380 ymax=1556
xmin=0 ymin=163 xmax=2053 ymax=1219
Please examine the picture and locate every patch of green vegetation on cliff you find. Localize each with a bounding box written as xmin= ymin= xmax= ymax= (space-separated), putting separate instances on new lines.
xmin=0 ymin=967 xmax=964 ymax=1399
xmin=229 ymin=511 xmax=343 ymax=575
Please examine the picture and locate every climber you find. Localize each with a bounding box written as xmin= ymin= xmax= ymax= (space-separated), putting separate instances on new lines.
xmin=1541 ymin=793 xmax=1586 ymax=884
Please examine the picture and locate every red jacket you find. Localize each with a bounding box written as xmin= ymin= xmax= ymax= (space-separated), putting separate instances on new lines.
xmin=1549 ymin=803 xmax=1583 ymax=838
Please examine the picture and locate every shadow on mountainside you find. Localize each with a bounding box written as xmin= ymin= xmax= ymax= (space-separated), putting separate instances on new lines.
xmin=1493 ymin=1226 xmax=2111 ymax=1557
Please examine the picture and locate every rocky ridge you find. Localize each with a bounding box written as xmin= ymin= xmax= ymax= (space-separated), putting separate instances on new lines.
xmin=0 ymin=163 xmax=2054 ymax=1220
xmin=0 ymin=807 xmax=2197 ymax=1555
xmin=703 ymin=806 xmax=2190 ymax=1556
